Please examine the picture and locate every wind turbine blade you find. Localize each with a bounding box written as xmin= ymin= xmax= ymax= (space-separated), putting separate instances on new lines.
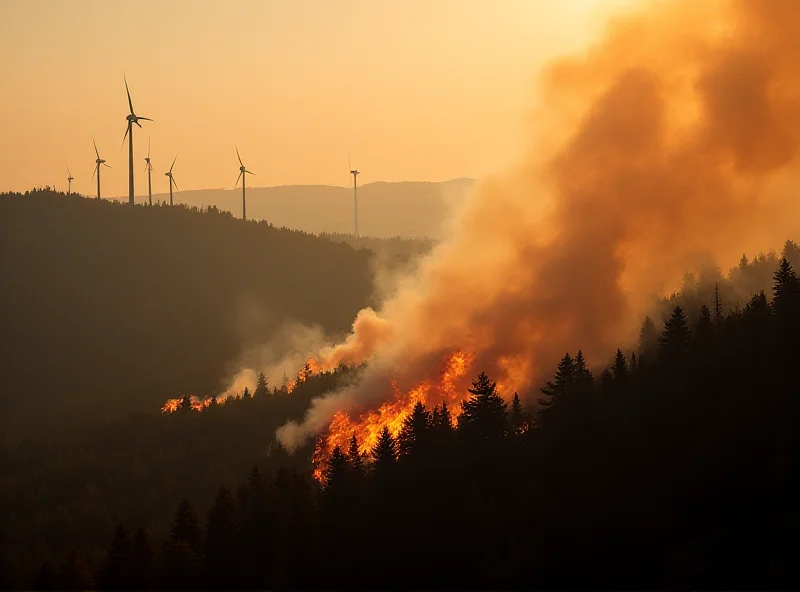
xmin=234 ymin=171 xmax=242 ymax=188
xmin=135 ymin=120 xmax=142 ymax=129
xmin=125 ymin=74 xmax=134 ymax=114
xmin=169 ymin=155 xmax=177 ymax=173
xmin=147 ymin=137 xmax=151 ymax=158
xmin=121 ymin=124 xmax=130 ymax=148
xmin=93 ymin=138 xmax=99 ymax=159
xmin=92 ymin=164 xmax=97 ymax=180
xmin=236 ymin=146 xmax=243 ymax=167
xmin=103 ymin=163 xmax=112 ymax=168
xmin=245 ymin=170 xmax=256 ymax=176
xmin=138 ymin=117 xmax=153 ymax=122
xmin=172 ymin=177 xmax=180 ymax=192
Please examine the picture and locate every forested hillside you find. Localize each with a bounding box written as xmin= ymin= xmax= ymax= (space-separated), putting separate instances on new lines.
xmin=0 ymin=190 xmax=375 ymax=428
xmin=5 ymin=240 xmax=800 ymax=589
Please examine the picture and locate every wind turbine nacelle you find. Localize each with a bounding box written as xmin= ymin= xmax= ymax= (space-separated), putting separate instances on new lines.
xmin=97 ymin=159 xmax=105 ymax=164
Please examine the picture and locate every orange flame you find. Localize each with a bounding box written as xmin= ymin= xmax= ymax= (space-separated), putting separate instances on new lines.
xmin=286 ymin=358 xmax=321 ymax=393
xmin=160 ymin=395 xmax=217 ymax=414
xmin=312 ymin=350 xmax=473 ymax=483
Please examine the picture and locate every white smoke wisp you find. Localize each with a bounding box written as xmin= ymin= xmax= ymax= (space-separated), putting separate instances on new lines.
xmin=277 ymin=0 xmax=800 ymax=452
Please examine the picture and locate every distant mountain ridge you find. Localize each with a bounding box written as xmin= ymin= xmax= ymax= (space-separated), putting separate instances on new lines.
xmin=110 ymin=178 xmax=474 ymax=239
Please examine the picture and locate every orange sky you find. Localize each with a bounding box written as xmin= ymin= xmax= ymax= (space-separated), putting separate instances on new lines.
xmin=0 ymin=0 xmax=630 ymax=197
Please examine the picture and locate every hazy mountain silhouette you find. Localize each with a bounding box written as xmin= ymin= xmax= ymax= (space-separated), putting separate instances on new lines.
xmin=110 ymin=179 xmax=474 ymax=239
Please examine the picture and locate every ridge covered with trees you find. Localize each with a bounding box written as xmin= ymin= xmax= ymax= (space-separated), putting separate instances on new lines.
xmin=1 ymin=189 xmax=382 ymax=429
xmin=11 ymin=249 xmax=800 ymax=589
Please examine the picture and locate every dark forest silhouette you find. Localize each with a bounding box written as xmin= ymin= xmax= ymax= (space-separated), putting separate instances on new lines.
xmin=11 ymin=257 xmax=800 ymax=588
xmin=3 ymin=190 xmax=800 ymax=589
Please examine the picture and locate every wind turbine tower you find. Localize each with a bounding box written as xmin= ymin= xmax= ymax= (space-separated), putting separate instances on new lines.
xmin=234 ymin=147 xmax=256 ymax=221
xmin=144 ymin=138 xmax=154 ymax=205
xmin=122 ymin=76 xmax=152 ymax=205
xmin=92 ymin=139 xmax=111 ymax=199
xmin=165 ymin=156 xmax=179 ymax=206
xmin=67 ymin=166 xmax=74 ymax=195
xmin=349 ymin=157 xmax=360 ymax=237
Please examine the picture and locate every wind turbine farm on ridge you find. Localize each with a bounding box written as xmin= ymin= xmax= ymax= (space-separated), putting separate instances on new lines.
xmin=72 ymin=77 xmax=365 ymax=234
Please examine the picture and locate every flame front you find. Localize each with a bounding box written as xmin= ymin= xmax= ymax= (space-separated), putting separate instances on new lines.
xmin=286 ymin=359 xmax=321 ymax=394
xmin=312 ymin=350 xmax=473 ymax=482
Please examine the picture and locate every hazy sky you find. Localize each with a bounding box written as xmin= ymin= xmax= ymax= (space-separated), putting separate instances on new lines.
xmin=0 ymin=0 xmax=628 ymax=197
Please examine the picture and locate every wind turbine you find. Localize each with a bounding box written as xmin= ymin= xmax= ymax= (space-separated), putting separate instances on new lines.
xmin=92 ymin=139 xmax=111 ymax=199
xmin=234 ymin=147 xmax=255 ymax=221
xmin=144 ymin=138 xmax=154 ymax=205
xmin=165 ymin=156 xmax=179 ymax=206
xmin=67 ymin=165 xmax=74 ymax=195
xmin=122 ymin=76 xmax=152 ymax=205
xmin=349 ymin=156 xmax=360 ymax=237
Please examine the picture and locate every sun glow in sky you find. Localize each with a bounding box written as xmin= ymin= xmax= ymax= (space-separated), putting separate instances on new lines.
xmin=0 ymin=0 xmax=630 ymax=197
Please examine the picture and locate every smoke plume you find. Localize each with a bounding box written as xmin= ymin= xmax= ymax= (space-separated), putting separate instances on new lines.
xmin=277 ymin=0 xmax=800 ymax=450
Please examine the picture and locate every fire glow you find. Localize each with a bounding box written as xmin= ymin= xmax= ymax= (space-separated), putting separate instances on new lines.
xmin=311 ymin=350 xmax=474 ymax=482
xmin=160 ymin=358 xmax=322 ymax=413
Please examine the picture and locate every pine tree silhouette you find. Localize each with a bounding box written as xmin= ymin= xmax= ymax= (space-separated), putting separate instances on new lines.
xmin=242 ymin=386 xmax=252 ymax=400
xmin=347 ymin=433 xmax=364 ymax=476
xmin=575 ymin=350 xmax=593 ymax=385
xmin=371 ymin=426 xmax=398 ymax=469
xmin=539 ymin=354 xmax=576 ymax=409
xmin=612 ymin=349 xmax=628 ymax=382
xmin=459 ymin=371 xmax=508 ymax=440
xmin=659 ymin=306 xmax=690 ymax=354
xmin=254 ymin=373 xmax=269 ymax=397
xmin=510 ymin=392 xmax=528 ymax=434
xmin=324 ymin=446 xmax=349 ymax=490
xmin=398 ymin=401 xmax=431 ymax=456
xmin=772 ymin=258 xmax=800 ymax=319
xmin=638 ymin=316 xmax=659 ymax=357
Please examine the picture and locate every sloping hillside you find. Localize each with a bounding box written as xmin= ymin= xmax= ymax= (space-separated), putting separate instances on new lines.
xmin=0 ymin=190 xmax=377 ymax=427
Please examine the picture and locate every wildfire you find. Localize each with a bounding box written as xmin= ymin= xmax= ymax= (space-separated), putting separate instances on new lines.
xmin=312 ymin=350 xmax=474 ymax=482
xmin=286 ymin=359 xmax=321 ymax=394
xmin=160 ymin=395 xmax=216 ymax=413
xmin=160 ymin=358 xmax=325 ymax=413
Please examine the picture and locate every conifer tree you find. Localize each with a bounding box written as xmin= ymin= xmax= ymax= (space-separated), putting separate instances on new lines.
xmin=437 ymin=401 xmax=454 ymax=432
xmin=170 ymin=498 xmax=202 ymax=554
xmin=254 ymin=373 xmax=269 ymax=397
xmin=347 ymin=434 xmax=364 ymax=476
xmin=397 ymin=401 xmax=431 ymax=456
xmin=638 ymin=317 xmax=659 ymax=356
xmin=538 ymin=354 xmax=576 ymax=409
xmin=659 ymin=306 xmax=690 ymax=354
xmin=772 ymin=257 xmax=800 ymax=320
xmin=242 ymin=386 xmax=252 ymax=400
xmin=371 ymin=427 xmax=398 ymax=470
xmin=509 ymin=393 xmax=529 ymax=435
xmin=324 ymin=446 xmax=349 ymax=490
xmin=630 ymin=352 xmax=638 ymax=373
xmin=612 ymin=349 xmax=628 ymax=382
xmin=575 ymin=350 xmax=593 ymax=385
xmin=459 ymin=371 xmax=508 ymax=439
